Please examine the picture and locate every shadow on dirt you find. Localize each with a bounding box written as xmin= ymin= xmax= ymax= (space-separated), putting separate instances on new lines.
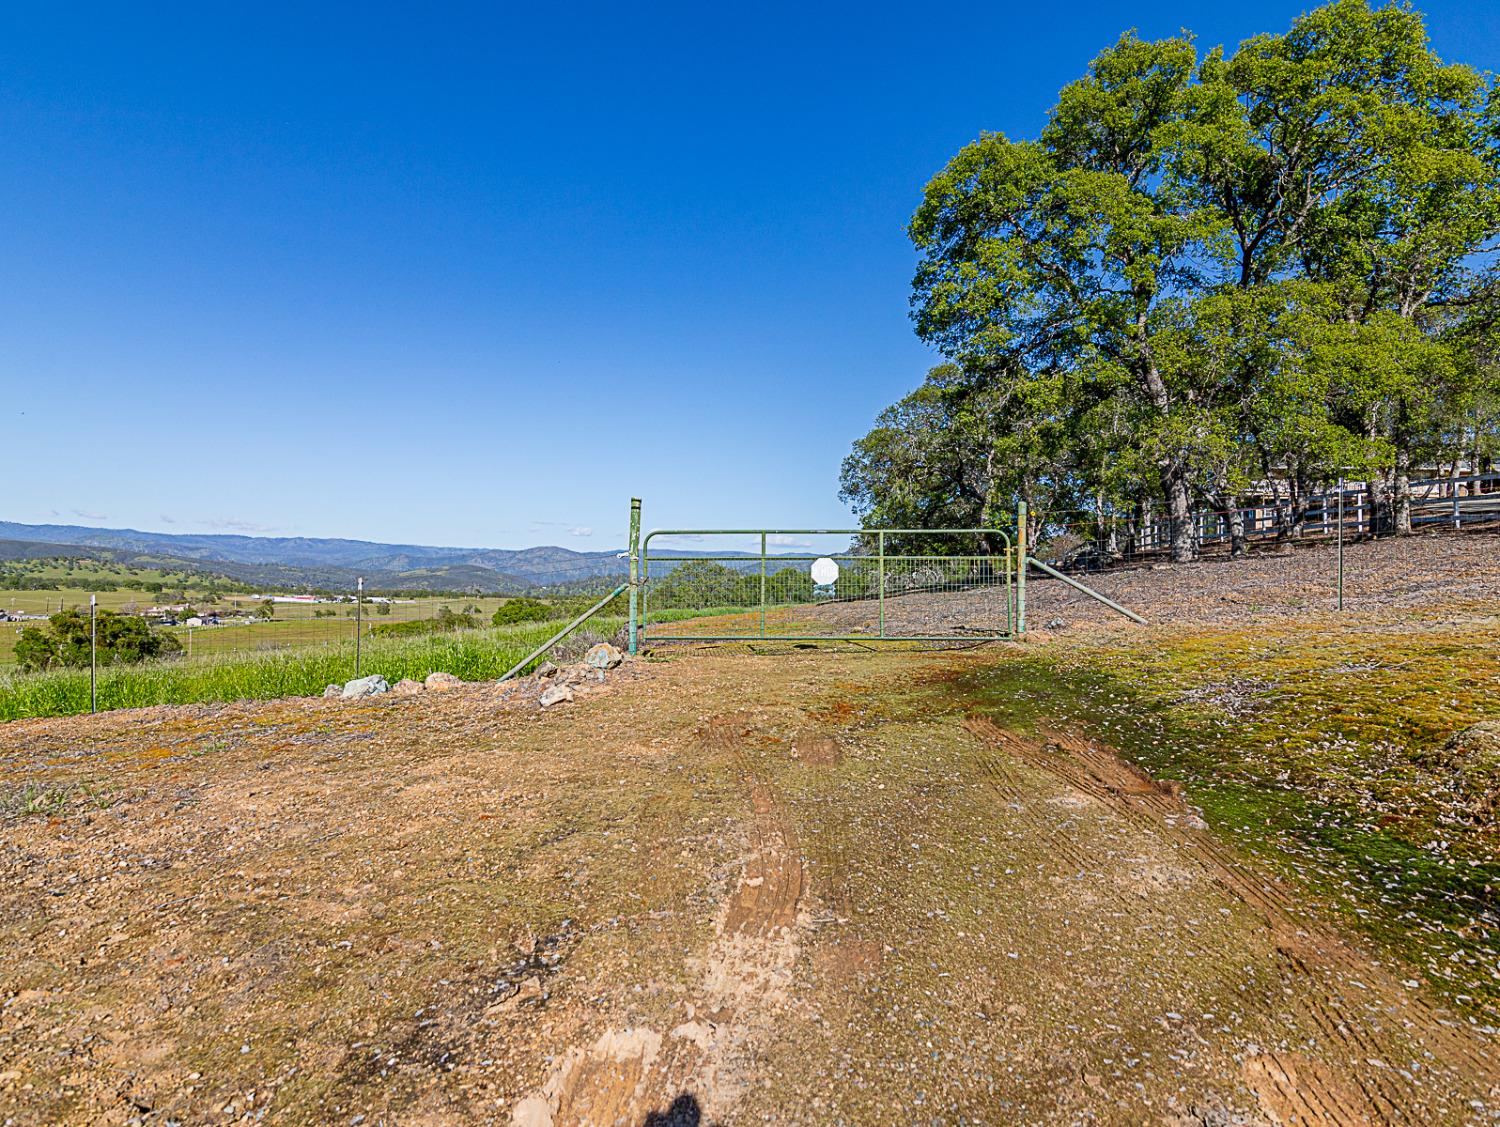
xmin=642 ymin=1093 xmax=711 ymax=1126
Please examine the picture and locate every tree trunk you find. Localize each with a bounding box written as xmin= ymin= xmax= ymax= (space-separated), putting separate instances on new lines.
xmin=1020 ymin=488 xmax=1042 ymax=551
xmin=1163 ymin=464 xmax=1195 ymax=563
xmin=1472 ymin=421 xmax=1484 ymax=496
xmin=1207 ymin=493 xmax=1247 ymax=557
xmin=1393 ymin=447 xmax=1412 ymax=534
xmin=1288 ymin=476 xmax=1307 ymax=539
xmin=1093 ymin=493 xmax=1122 ymax=561
xmin=1128 ymin=306 xmax=1194 ymax=563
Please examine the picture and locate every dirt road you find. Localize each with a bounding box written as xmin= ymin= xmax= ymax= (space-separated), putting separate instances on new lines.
xmin=1 ymin=646 xmax=1496 ymax=1125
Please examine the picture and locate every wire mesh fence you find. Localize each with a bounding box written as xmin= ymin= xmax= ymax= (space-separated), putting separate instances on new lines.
xmin=1020 ymin=473 xmax=1500 ymax=630
xmin=641 ymin=529 xmax=1015 ymax=641
xmin=1028 ymin=472 xmax=1500 ymax=573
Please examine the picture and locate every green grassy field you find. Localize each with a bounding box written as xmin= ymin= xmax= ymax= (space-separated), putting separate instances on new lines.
xmin=0 ymin=550 xmax=751 ymax=718
xmin=2 ymin=551 xmax=608 ymax=663
xmin=0 ymin=616 xmax=607 ymax=721
xmin=0 ymin=605 xmax=748 ymax=721
xmin=1 ymin=591 xmax=537 ymax=666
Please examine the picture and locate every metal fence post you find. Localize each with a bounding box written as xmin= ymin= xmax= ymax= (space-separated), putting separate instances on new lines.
xmin=89 ymin=594 xmax=97 ymax=714
xmin=1016 ymin=501 xmax=1028 ymax=635
xmin=355 ymin=577 xmax=363 ymax=678
xmin=628 ymin=498 xmax=641 ymax=655
xmin=877 ymin=530 xmax=886 ymax=639
xmin=1337 ymin=478 xmax=1345 ymax=611
xmin=759 ymin=532 xmax=767 ymax=639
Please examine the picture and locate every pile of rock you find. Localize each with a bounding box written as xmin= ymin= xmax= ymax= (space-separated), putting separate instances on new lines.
xmin=323 ymin=670 xmax=465 ymax=701
xmin=520 ymin=642 xmax=628 ymax=710
xmin=318 ymin=642 xmax=631 ymax=712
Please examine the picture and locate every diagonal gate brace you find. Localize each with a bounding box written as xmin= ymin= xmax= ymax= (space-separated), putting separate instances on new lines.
xmin=1026 ymin=557 xmax=1147 ymax=625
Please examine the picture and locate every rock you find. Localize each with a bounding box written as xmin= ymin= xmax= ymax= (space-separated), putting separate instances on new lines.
xmin=539 ymin=683 xmax=574 ymax=709
xmin=424 ymin=671 xmax=462 ymax=691
xmin=514 ymin=974 xmax=545 ymax=1005
xmin=535 ymin=661 xmax=559 ymax=680
xmin=322 ymin=684 xmax=341 ymax=699
xmin=584 ymin=642 xmax=623 ymax=670
xmin=391 ymin=678 xmax=424 ymax=696
xmin=511 ymin=1094 xmax=553 ymax=1126
xmin=340 ymin=674 xmax=389 ymax=700
xmin=562 ymin=664 xmax=589 ymax=686
xmin=1046 ymin=617 xmax=1066 ymax=630
xmin=487 ymin=975 xmax=545 ymax=1018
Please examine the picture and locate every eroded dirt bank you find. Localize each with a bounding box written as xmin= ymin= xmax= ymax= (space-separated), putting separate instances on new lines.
xmin=1 ymin=644 xmax=1496 ymax=1125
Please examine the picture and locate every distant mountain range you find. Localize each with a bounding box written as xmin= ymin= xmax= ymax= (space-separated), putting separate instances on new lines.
xmin=0 ymin=520 xmax=635 ymax=593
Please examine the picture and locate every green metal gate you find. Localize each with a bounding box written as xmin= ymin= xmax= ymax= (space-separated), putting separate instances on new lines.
xmin=640 ymin=528 xmax=1016 ymax=643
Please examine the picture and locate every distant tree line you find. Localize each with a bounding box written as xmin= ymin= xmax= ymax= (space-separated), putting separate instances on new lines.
xmin=0 ymin=556 xmax=255 ymax=595
xmin=842 ymin=0 xmax=1500 ymax=561
xmin=649 ymin=560 xmax=815 ymax=608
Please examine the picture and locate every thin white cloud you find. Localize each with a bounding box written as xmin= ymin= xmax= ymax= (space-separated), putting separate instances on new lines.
xmin=201 ymin=517 xmax=276 ymax=534
xmin=767 ymin=535 xmax=812 ymax=548
xmin=569 ymin=526 xmax=593 ymax=538
xmin=649 ymin=534 xmax=712 ymax=551
xmin=159 ymin=514 xmax=177 ymax=524
xmin=71 ymin=509 xmax=108 ymax=521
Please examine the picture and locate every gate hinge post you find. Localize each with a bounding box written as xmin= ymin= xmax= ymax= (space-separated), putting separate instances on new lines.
xmin=1016 ymin=501 xmax=1027 ymax=636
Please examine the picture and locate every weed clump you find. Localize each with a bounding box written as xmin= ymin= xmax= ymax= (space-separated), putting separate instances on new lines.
xmin=491 ymin=598 xmax=555 ymax=627
xmin=0 ymin=780 xmax=113 ymax=820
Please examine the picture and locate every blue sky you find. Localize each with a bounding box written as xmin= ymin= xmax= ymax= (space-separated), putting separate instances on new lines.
xmin=3 ymin=1 xmax=1496 ymax=550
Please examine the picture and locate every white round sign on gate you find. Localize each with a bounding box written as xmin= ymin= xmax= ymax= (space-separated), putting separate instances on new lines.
xmin=810 ymin=557 xmax=840 ymax=586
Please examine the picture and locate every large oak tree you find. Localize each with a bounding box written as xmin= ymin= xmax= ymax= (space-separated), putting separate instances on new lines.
xmin=859 ymin=0 xmax=1500 ymax=560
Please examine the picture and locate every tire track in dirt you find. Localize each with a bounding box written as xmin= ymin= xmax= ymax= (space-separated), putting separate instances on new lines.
xmin=962 ymin=713 xmax=1500 ymax=1124
xmin=1241 ymin=1052 xmax=1376 ymax=1127
xmin=794 ymin=730 xmax=890 ymax=988
xmin=1038 ymin=723 xmax=1302 ymax=924
xmin=720 ymin=782 xmax=802 ymax=937
xmin=962 ymin=716 xmax=1166 ymax=896
xmin=511 ymin=714 xmax=804 ymax=1127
